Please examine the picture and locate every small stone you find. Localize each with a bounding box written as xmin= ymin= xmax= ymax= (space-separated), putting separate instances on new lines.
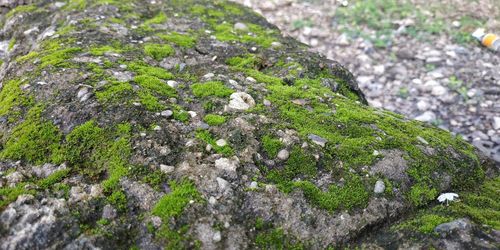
xmin=102 ymin=204 xmax=117 ymax=220
xmin=373 ymin=150 xmax=380 ymax=156
xmin=188 ymin=111 xmax=197 ymax=118
xmin=414 ymin=111 xmax=436 ymax=122
xmin=208 ymin=196 xmax=217 ymax=205
xmin=203 ymin=73 xmax=215 ymax=79
xmin=431 ymin=85 xmax=447 ymax=96
xmin=277 ymin=149 xmax=289 ymax=160
xmin=212 ymin=231 xmax=222 ymax=242
xmin=249 ymin=181 xmax=258 ymax=189
xmin=308 ymin=134 xmax=327 ymax=147
xmin=228 ymin=92 xmax=256 ymax=111
xmin=416 ymin=100 xmax=430 ymax=111
xmin=416 ymin=136 xmax=429 ymax=144
xmin=263 ymin=99 xmax=271 ymax=106
xmin=291 ymin=99 xmax=308 ymax=106
xmin=374 ymin=180 xmax=385 ymax=194
xmin=215 ymin=158 xmax=238 ymax=177
xmin=151 ymin=216 xmax=162 ymax=228
xmin=215 ymin=139 xmax=227 ymax=147
xmin=206 ymin=144 xmax=212 ymax=152
xmin=160 ymin=110 xmax=173 ymax=117
xmin=167 ymin=80 xmax=178 ymax=88
xmin=160 ymin=164 xmax=174 ymax=174
xmin=270 ymin=42 xmax=282 ymax=48
xmin=245 ymin=77 xmax=256 ymax=83
xmin=153 ymin=125 xmax=161 ymax=131
xmin=493 ymin=117 xmax=500 ymax=130
xmin=234 ymin=22 xmax=248 ymax=31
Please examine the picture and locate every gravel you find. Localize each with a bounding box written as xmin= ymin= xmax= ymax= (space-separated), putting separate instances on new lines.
xmin=233 ymin=0 xmax=500 ymax=163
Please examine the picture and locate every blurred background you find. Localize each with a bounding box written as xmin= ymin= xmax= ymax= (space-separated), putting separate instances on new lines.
xmin=232 ymin=0 xmax=500 ymax=163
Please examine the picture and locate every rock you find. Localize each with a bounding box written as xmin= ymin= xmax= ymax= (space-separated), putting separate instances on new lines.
xmin=160 ymin=164 xmax=174 ymax=174
xmin=102 ymin=204 xmax=117 ymax=220
xmin=414 ymin=111 xmax=436 ymax=122
xmin=416 ymin=100 xmax=430 ymax=111
xmin=434 ymin=218 xmax=471 ymax=235
xmin=493 ymin=117 xmax=500 ymax=130
xmin=277 ymin=149 xmax=289 ymax=160
xmin=160 ymin=110 xmax=173 ymax=117
xmin=215 ymin=158 xmax=239 ymax=178
xmin=228 ymin=92 xmax=255 ymax=110
xmin=212 ymin=231 xmax=222 ymax=242
xmin=431 ymin=85 xmax=447 ymax=96
xmin=233 ymin=22 xmax=248 ymax=31
xmin=215 ymin=139 xmax=227 ymax=147
xmin=374 ymin=180 xmax=385 ymax=194
xmin=308 ymin=134 xmax=327 ymax=147
xmin=167 ymin=80 xmax=178 ymax=88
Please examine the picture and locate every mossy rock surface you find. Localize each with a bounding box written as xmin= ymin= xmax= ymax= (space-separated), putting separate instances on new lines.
xmin=0 ymin=0 xmax=497 ymax=249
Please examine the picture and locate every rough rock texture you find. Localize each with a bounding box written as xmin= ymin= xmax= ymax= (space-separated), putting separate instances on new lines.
xmin=0 ymin=0 xmax=498 ymax=249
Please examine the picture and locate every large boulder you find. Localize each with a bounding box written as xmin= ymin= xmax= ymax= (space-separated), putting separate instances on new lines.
xmin=0 ymin=0 xmax=497 ymax=249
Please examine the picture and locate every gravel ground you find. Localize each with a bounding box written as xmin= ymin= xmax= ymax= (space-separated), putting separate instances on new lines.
xmin=232 ymin=0 xmax=500 ymax=163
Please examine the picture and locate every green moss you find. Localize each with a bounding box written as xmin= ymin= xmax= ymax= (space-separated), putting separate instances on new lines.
xmin=144 ymin=43 xmax=174 ymax=61
xmin=128 ymin=61 xmax=174 ymax=80
xmin=152 ymin=180 xmax=200 ymax=220
xmin=107 ymin=190 xmax=128 ymax=211
xmin=56 ymin=120 xmax=104 ymax=166
xmin=203 ymin=114 xmax=226 ymax=126
xmin=261 ymin=135 xmax=283 ymax=158
xmin=38 ymin=168 xmax=71 ymax=189
xmin=6 ymin=4 xmax=39 ymax=19
xmin=99 ymin=123 xmax=132 ymax=191
xmin=0 ymin=184 xmax=34 ymax=209
xmin=143 ymin=12 xmax=167 ymax=26
xmin=0 ymin=106 xmax=61 ymax=164
xmin=56 ymin=24 xmax=76 ymax=36
xmin=0 ymin=79 xmax=32 ymax=117
xmin=408 ymin=183 xmax=439 ymax=207
xmin=38 ymin=40 xmax=81 ymax=69
xmin=191 ymin=81 xmax=234 ymax=98
xmin=63 ymin=0 xmax=87 ymax=11
xmin=96 ymin=81 xmax=134 ymax=104
xmin=89 ymin=45 xmax=123 ymax=56
xmin=195 ymin=130 xmax=234 ymax=156
xmin=253 ymin=220 xmax=304 ymax=249
xmin=138 ymin=91 xmax=163 ymax=111
xmin=173 ymin=109 xmax=190 ymax=122
xmin=134 ymin=75 xmax=176 ymax=97
xmin=8 ymin=38 xmax=16 ymax=51
xmin=158 ymin=32 xmax=197 ymax=48
xmin=396 ymin=214 xmax=452 ymax=234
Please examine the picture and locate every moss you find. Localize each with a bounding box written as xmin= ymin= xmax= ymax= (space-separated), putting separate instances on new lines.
xmin=408 ymin=183 xmax=439 ymax=207
xmin=396 ymin=214 xmax=452 ymax=234
xmin=0 ymin=106 xmax=61 ymax=164
xmin=152 ymin=180 xmax=200 ymax=220
xmin=128 ymin=61 xmax=174 ymax=80
xmin=56 ymin=120 xmax=104 ymax=167
xmin=56 ymin=24 xmax=76 ymax=36
xmin=0 ymin=79 xmax=33 ymax=117
xmin=143 ymin=12 xmax=167 ymax=27
xmin=173 ymin=109 xmax=190 ymax=122
xmin=203 ymin=114 xmax=226 ymax=126
xmin=95 ymin=81 xmax=134 ymax=105
xmin=134 ymin=75 xmax=176 ymax=97
xmin=0 ymin=184 xmax=35 ymax=209
xmin=89 ymin=45 xmax=123 ymax=56
xmin=107 ymin=190 xmax=128 ymax=212
xmin=99 ymin=123 xmax=132 ymax=192
xmin=8 ymin=38 xmax=16 ymax=51
xmin=144 ymin=43 xmax=174 ymax=61
xmin=191 ymin=81 xmax=234 ymax=98
xmin=63 ymin=0 xmax=87 ymax=11
xmin=38 ymin=168 xmax=71 ymax=189
xmin=253 ymin=220 xmax=304 ymax=249
xmin=195 ymin=130 xmax=234 ymax=156
xmin=38 ymin=39 xmax=81 ymax=69
xmin=138 ymin=91 xmax=164 ymax=111
xmin=6 ymin=4 xmax=39 ymax=19
xmin=261 ymin=135 xmax=283 ymax=158
xmin=158 ymin=32 xmax=197 ymax=48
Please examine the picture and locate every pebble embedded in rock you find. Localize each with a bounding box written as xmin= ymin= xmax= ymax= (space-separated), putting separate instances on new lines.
xmin=212 ymin=231 xmax=222 ymax=242
xmin=167 ymin=80 xmax=178 ymax=88
xmin=374 ymin=180 xmax=385 ymax=194
xmin=493 ymin=117 xmax=500 ymax=130
xmin=308 ymin=134 xmax=327 ymax=147
xmin=228 ymin=92 xmax=256 ymax=111
xmin=431 ymin=85 xmax=447 ymax=96
xmin=277 ymin=149 xmax=289 ymax=160
xmin=160 ymin=110 xmax=173 ymax=117
xmin=102 ymin=204 xmax=117 ymax=220
xmin=263 ymin=99 xmax=271 ymax=106
xmin=414 ymin=111 xmax=436 ymax=122
xmin=215 ymin=139 xmax=227 ymax=147
xmin=234 ymin=22 xmax=248 ymax=31
xmin=160 ymin=164 xmax=174 ymax=174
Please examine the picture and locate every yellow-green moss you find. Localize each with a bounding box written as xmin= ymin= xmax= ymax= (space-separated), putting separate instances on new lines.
xmin=203 ymin=114 xmax=226 ymax=126
xmin=6 ymin=4 xmax=39 ymax=19
xmin=8 ymin=38 xmax=16 ymax=51
xmin=261 ymin=135 xmax=283 ymax=158
xmin=158 ymin=32 xmax=197 ymax=48
xmin=191 ymin=81 xmax=234 ymax=98
xmin=0 ymin=106 xmax=61 ymax=164
xmin=0 ymin=79 xmax=33 ymax=117
xmin=95 ymin=81 xmax=134 ymax=104
xmin=144 ymin=44 xmax=174 ymax=61
xmin=128 ymin=61 xmax=174 ymax=80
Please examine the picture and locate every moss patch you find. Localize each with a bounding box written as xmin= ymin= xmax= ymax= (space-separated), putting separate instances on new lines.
xmin=0 ymin=79 xmax=33 ymax=118
xmin=158 ymin=32 xmax=197 ymax=48
xmin=0 ymin=106 xmax=61 ymax=164
xmin=203 ymin=114 xmax=226 ymax=126
xmin=144 ymin=43 xmax=174 ymax=61
xmin=261 ymin=135 xmax=283 ymax=158
xmin=191 ymin=81 xmax=234 ymax=98
xmin=195 ymin=130 xmax=234 ymax=156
